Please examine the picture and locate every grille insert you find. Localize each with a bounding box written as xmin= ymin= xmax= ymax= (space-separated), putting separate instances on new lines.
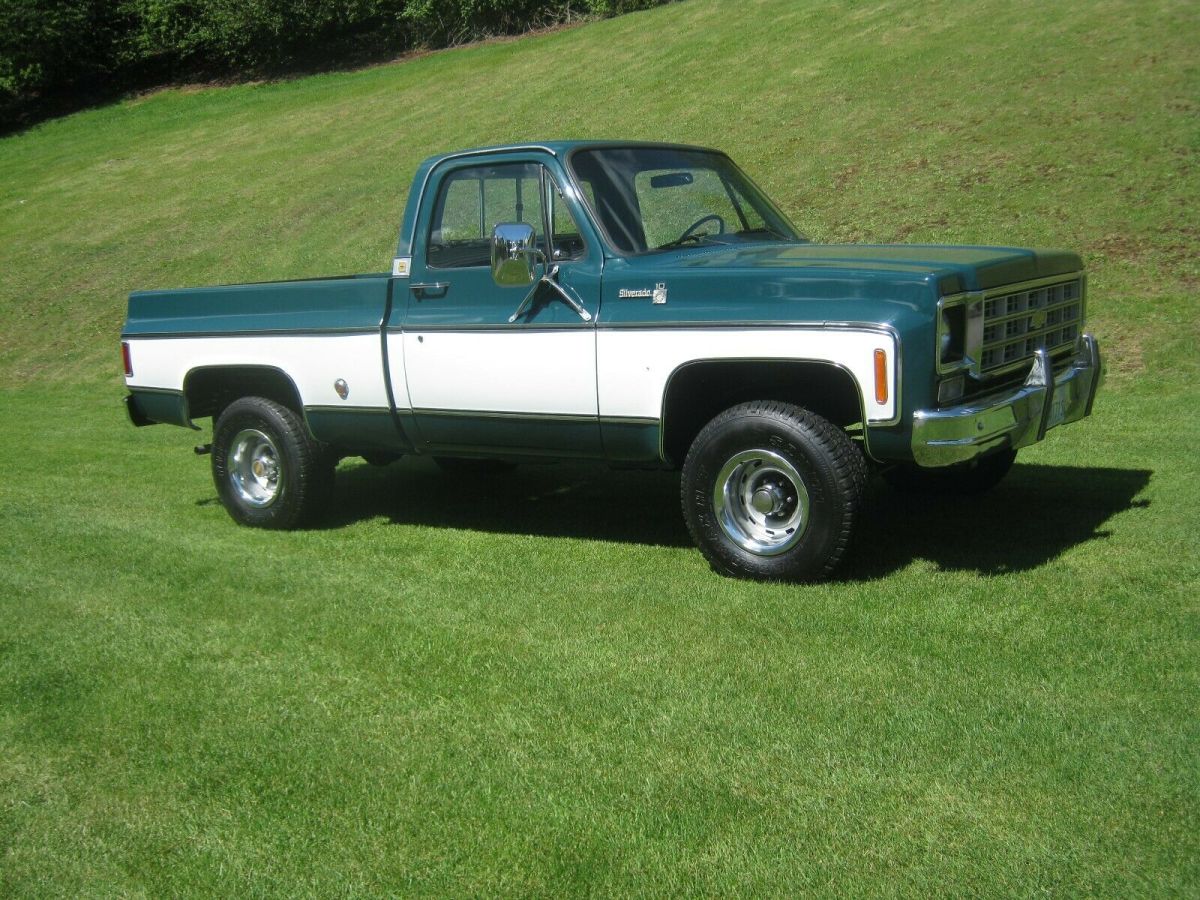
xmin=979 ymin=279 xmax=1082 ymax=373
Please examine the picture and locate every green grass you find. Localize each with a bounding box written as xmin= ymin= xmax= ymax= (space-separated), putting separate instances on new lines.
xmin=1 ymin=0 xmax=1197 ymax=894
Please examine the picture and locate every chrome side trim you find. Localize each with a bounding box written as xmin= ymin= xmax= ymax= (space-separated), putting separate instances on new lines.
xmin=601 ymin=415 xmax=659 ymax=426
xmin=415 ymin=407 xmax=595 ymax=423
xmin=911 ymin=333 xmax=1101 ymax=467
xmin=390 ymin=323 xmax=593 ymax=333
xmin=121 ymin=327 xmax=380 ymax=340
xmin=595 ymin=319 xmax=898 ymax=333
xmin=303 ymin=404 xmax=393 ymax=415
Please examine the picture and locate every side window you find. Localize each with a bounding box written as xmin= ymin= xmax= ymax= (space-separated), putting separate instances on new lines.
xmin=427 ymin=163 xmax=585 ymax=269
xmin=428 ymin=163 xmax=542 ymax=269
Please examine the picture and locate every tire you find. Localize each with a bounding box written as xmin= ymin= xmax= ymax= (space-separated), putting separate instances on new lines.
xmin=882 ymin=448 xmax=1016 ymax=495
xmin=211 ymin=396 xmax=335 ymax=529
xmin=681 ymin=401 xmax=867 ymax=581
xmin=433 ymin=457 xmax=517 ymax=475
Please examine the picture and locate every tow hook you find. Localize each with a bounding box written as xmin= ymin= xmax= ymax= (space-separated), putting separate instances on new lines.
xmin=194 ymin=443 xmax=212 ymax=456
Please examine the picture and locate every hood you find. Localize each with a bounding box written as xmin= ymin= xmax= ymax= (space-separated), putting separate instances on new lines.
xmin=647 ymin=243 xmax=1082 ymax=292
xmin=599 ymin=241 xmax=1085 ymax=348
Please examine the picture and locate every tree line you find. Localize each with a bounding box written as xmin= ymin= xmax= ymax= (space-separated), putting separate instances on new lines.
xmin=1 ymin=0 xmax=670 ymax=132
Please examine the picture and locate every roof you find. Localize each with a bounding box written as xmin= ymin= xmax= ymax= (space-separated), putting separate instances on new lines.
xmin=421 ymin=140 xmax=720 ymax=164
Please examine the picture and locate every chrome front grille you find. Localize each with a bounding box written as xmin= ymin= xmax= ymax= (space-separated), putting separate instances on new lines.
xmin=979 ymin=278 xmax=1083 ymax=373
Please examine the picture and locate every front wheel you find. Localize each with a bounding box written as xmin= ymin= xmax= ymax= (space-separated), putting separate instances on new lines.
xmin=211 ymin=396 xmax=334 ymax=529
xmin=681 ymin=401 xmax=867 ymax=581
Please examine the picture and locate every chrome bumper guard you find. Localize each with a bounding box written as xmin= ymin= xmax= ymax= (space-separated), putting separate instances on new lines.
xmin=911 ymin=334 xmax=1103 ymax=467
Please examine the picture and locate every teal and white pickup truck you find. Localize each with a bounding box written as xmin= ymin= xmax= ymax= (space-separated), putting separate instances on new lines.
xmin=122 ymin=141 xmax=1103 ymax=581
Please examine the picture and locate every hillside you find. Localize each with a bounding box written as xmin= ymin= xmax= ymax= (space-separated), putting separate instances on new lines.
xmin=0 ymin=0 xmax=1195 ymax=384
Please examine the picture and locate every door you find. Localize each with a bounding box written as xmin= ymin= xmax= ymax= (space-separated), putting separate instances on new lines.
xmin=395 ymin=159 xmax=602 ymax=457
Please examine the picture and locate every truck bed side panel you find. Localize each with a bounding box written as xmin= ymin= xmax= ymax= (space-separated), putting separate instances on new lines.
xmin=122 ymin=276 xmax=408 ymax=451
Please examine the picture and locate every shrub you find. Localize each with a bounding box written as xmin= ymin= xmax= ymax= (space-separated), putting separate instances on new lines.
xmin=0 ymin=0 xmax=673 ymax=132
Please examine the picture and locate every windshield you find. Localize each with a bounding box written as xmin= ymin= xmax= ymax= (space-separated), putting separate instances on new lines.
xmin=568 ymin=147 xmax=803 ymax=255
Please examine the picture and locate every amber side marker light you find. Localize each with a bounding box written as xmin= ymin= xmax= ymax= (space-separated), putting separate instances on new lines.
xmin=873 ymin=348 xmax=888 ymax=405
xmin=121 ymin=341 xmax=133 ymax=377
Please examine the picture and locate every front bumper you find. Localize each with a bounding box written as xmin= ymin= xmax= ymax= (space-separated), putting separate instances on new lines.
xmin=911 ymin=334 xmax=1102 ymax=467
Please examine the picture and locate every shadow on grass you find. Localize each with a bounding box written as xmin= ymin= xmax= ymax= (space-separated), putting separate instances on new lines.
xmin=327 ymin=457 xmax=693 ymax=549
xmin=843 ymin=464 xmax=1151 ymax=580
xmin=208 ymin=460 xmax=1151 ymax=578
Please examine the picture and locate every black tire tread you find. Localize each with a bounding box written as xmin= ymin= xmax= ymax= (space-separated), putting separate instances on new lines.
xmin=211 ymin=396 xmax=335 ymax=529
xmin=681 ymin=400 xmax=866 ymax=581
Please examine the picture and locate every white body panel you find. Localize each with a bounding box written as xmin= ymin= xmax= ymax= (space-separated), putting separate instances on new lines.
xmin=126 ymin=334 xmax=391 ymax=410
xmin=596 ymin=327 xmax=896 ymax=423
xmin=398 ymin=330 xmax=598 ymax=416
xmin=125 ymin=327 xmax=895 ymax=434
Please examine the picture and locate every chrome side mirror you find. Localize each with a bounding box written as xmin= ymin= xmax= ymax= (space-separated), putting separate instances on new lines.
xmin=491 ymin=222 xmax=538 ymax=287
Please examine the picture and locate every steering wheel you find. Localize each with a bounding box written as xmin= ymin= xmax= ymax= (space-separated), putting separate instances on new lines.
xmin=676 ymin=214 xmax=726 ymax=243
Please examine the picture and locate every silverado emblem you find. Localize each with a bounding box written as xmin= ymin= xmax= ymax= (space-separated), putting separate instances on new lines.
xmin=617 ymin=283 xmax=668 ymax=304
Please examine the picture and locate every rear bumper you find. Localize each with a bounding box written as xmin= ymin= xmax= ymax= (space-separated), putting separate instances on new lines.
xmin=911 ymin=334 xmax=1102 ymax=467
xmin=123 ymin=388 xmax=195 ymax=429
xmin=124 ymin=393 xmax=155 ymax=427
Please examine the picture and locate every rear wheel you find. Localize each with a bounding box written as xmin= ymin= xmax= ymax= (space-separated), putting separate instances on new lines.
xmin=882 ymin=448 xmax=1016 ymax=495
xmin=212 ymin=396 xmax=334 ymax=529
xmin=681 ymin=401 xmax=866 ymax=581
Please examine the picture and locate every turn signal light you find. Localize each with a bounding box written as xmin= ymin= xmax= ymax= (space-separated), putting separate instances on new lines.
xmin=873 ymin=349 xmax=888 ymax=405
xmin=121 ymin=341 xmax=133 ymax=377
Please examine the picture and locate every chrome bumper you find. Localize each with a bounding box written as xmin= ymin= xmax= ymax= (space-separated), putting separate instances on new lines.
xmin=911 ymin=334 xmax=1103 ymax=467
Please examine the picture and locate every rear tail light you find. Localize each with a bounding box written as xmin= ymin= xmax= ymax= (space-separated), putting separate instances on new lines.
xmin=121 ymin=341 xmax=133 ymax=377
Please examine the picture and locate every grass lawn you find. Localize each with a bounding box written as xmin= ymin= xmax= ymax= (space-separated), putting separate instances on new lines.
xmin=1 ymin=0 xmax=1197 ymax=894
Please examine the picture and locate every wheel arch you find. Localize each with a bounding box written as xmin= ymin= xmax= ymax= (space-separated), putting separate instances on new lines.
xmin=183 ymin=365 xmax=305 ymax=425
xmin=659 ymin=358 xmax=870 ymax=467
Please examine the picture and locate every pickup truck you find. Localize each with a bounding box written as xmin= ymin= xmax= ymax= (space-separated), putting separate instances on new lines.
xmin=121 ymin=141 xmax=1103 ymax=581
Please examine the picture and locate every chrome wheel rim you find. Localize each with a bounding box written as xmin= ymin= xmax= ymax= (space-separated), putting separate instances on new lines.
xmin=229 ymin=429 xmax=282 ymax=508
xmin=713 ymin=449 xmax=810 ymax=556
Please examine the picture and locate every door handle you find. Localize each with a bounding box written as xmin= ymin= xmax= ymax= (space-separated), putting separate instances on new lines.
xmin=410 ymin=281 xmax=450 ymax=298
